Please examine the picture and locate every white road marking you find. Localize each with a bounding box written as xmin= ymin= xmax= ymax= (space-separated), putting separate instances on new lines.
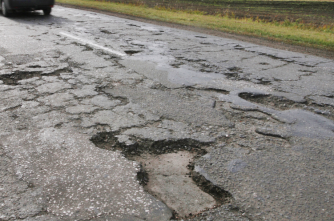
xmin=60 ymin=32 xmax=126 ymax=57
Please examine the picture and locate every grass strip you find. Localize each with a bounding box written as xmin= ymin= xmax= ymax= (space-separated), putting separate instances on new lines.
xmin=57 ymin=0 xmax=334 ymax=51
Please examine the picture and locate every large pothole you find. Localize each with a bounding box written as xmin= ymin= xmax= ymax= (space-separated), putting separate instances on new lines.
xmin=0 ymin=71 xmax=43 ymax=85
xmin=91 ymin=132 xmax=232 ymax=219
xmin=238 ymin=92 xmax=301 ymax=111
xmin=0 ymin=68 xmax=71 ymax=85
xmin=238 ymin=92 xmax=334 ymax=121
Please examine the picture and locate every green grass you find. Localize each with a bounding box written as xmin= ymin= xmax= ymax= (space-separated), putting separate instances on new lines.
xmin=187 ymin=0 xmax=334 ymax=1
xmin=57 ymin=0 xmax=334 ymax=50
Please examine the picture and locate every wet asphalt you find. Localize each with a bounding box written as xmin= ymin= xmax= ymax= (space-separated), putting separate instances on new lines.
xmin=0 ymin=6 xmax=334 ymax=221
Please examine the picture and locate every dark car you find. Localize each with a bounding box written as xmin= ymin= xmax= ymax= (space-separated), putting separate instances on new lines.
xmin=0 ymin=0 xmax=55 ymax=17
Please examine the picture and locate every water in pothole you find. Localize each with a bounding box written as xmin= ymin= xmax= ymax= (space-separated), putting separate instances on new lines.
xmin=91 ymin=133 xmax=232 ymax=218
xmin=219 ymin=89 xmax=334 ymax=139
xmin=135 ymin=151 xmax=215 ymax=217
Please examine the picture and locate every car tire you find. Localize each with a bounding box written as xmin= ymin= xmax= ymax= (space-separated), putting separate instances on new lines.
xmin=43 ymin=8 xmax=51 ymax=15
xmin=1 ymin=1 xmax=10 ymax=17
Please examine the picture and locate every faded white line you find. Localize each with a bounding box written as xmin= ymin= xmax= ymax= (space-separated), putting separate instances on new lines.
xmin=60 ymin=32 xmax=126 ymax=57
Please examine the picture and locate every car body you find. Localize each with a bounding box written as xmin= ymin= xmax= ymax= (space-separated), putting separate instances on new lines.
xmin=1 ymin=0 xmax=55 ymax=16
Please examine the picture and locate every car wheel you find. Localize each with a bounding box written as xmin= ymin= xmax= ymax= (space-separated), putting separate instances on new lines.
xmin=1 ymin=1 xmax=10 ymax=17
xmin=43 ymin=8 xmax=51 ymax=15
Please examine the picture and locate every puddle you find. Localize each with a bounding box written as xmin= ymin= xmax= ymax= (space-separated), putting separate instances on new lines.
xmin=239 ymin=92 xmax=334 ymax=120
xmin=122 ymin=41 xmax=226 ymax=88
xmin=273 ymin=109 xmax=334 ymax=138
xmin=219 ymin=89 xmax=334 ymax=139
xmin=91 ymin=132 xmax=232 ymax=219
xmin=167 ymin=66 xmax=221 ymax=86
xmin=239 ymin=92 xmax=302 ymax=111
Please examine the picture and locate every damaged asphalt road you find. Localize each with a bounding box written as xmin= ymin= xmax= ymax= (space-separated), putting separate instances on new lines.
xmin=0 ymin=6 xmax=334 ymax=221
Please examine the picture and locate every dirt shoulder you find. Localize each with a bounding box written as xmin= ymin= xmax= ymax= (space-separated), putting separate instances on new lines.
xmin=57 ymin=3 xmax=334 ymax=60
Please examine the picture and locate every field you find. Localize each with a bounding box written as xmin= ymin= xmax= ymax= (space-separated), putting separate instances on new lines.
xmin=106 ymin=0 xmax=334 ymax=26
xmin=57 ymin=0 xmax=334 ymax=52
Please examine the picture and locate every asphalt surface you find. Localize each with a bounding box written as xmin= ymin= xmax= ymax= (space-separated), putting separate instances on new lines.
xmin=0 ymin=6 xmax=334 ymax=221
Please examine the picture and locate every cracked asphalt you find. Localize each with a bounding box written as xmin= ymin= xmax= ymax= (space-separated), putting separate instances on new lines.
xmin=0 ymin=6 xmax=334 ymax=221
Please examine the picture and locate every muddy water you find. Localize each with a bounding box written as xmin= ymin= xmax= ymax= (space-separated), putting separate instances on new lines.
xmin=91 ymin=133 xmax=232 ymax=218
xmin=135 ymin=151 xmax=215 ymax=217
xmin=219 ymin=90 xmax=334 ymax=139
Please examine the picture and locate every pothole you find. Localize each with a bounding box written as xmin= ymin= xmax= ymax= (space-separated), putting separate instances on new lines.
xmin=227 ymin=66 xmax=242 ymax=72
xmin=186 ymin=86 xmax=229 ymax=95
xmin=0 ymin=68 xmax=70 ymax=85
xmin=124 ymin=50 xmax=142 ymax=55
xmin=72 ymin=42 xmax=94 ymax=51
xmin=91 ymin=132 xmax=233 ymax=219
xmin=127 ymin=24 xmax=141 ymax=27
xmin=238 ymin=92 xmax=334 ymax=121
xmin=100 ymin=29 xmax=115 ymax=34
xmin=0 ymin=71 xmax=43 ymax=85
xmin=239 ymin=92 xmax=302 ymax=111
